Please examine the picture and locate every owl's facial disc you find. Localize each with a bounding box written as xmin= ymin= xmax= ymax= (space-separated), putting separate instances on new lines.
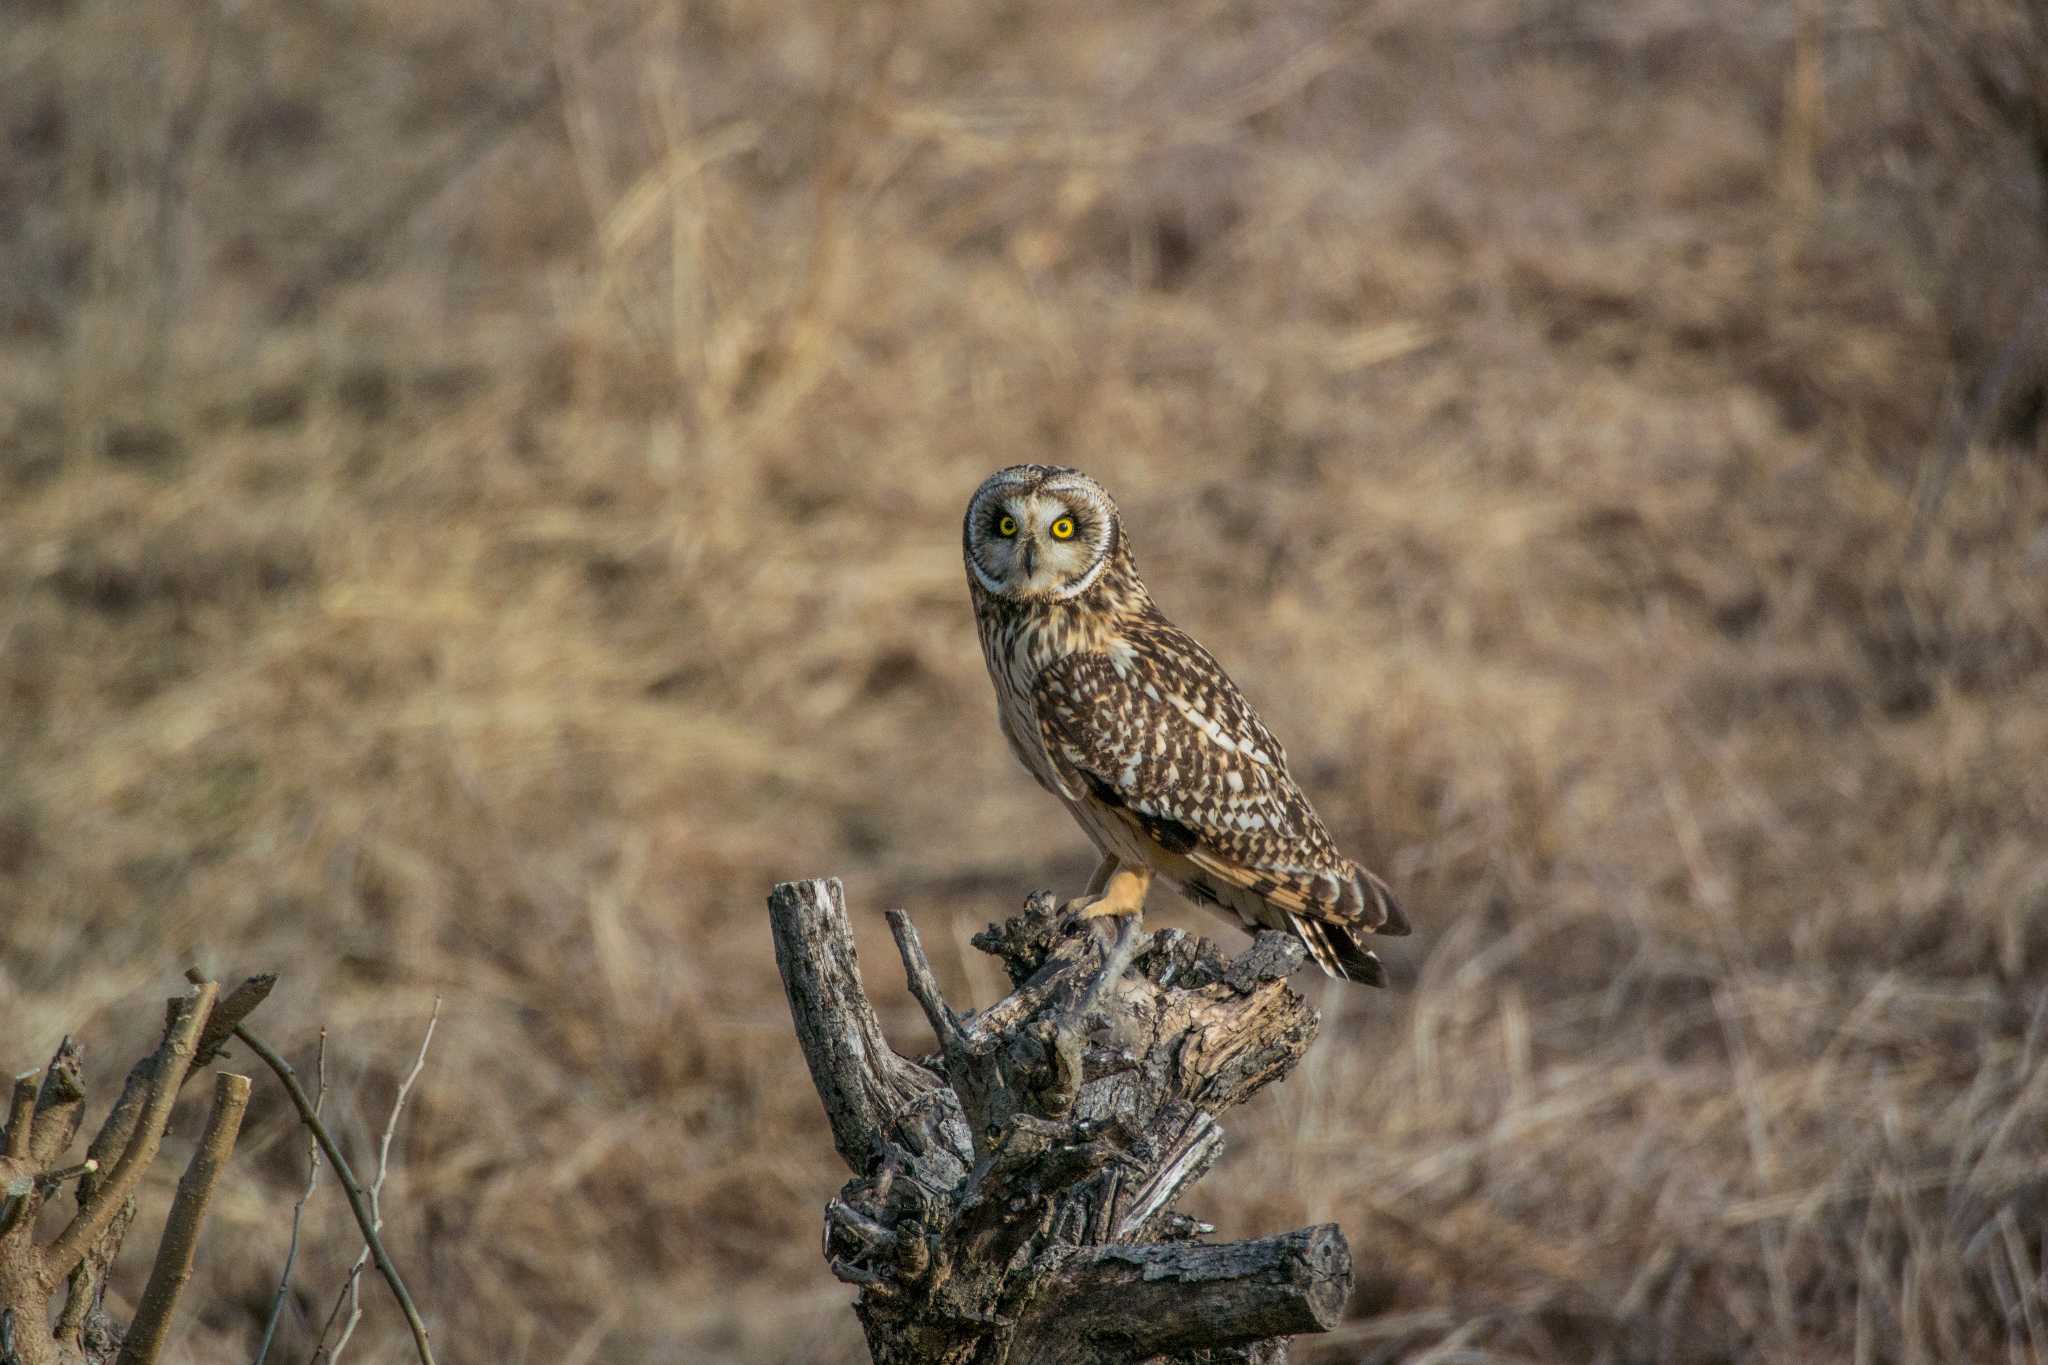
xmin=967 ymin=476 xmax=1113 ymax=601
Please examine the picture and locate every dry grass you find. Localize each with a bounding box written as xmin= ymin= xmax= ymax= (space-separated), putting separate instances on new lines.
xmin=3 ymin=0 xmax=2047 ymax=1361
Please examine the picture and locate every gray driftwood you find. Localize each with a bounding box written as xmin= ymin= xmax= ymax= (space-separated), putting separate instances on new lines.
xmin=767 ymin=878 xmax=1353 ymax=1365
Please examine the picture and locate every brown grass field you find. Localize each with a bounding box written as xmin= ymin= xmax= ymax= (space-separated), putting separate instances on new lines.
xmin=5 ymin=1 xmax=2048 ymax=1361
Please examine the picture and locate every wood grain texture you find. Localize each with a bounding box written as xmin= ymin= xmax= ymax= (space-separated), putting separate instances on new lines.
xmin=768 ymin=878 xmax=1354 ymax=1364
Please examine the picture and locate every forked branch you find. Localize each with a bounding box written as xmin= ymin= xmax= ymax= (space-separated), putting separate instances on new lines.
xmin=769 ymin=877 xmax=1351 ymax=1364
xmin=0 ymin=975 xmax=259 ymax=1365
xmin=231 ymin=1024 xmax=438 ymax=1365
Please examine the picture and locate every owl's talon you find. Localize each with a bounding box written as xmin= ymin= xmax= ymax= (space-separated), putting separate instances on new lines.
xmin=1056 ymin=894 xmax=1102 ymax=933
xmin=1072 ymin=898 xmax=1141 ymax=922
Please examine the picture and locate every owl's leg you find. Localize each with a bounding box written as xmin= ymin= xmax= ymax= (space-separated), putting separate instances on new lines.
xmin=1071 ymin=864 xmax=1152 ymax=921
xmin=1056 ymin=853 xmax=1119 ymax=919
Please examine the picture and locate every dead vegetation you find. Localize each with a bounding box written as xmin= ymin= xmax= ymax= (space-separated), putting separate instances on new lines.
xmin=1 ymin=976 xmax=261 ymax=1365
xmin=2 ymin=0 xmax=2046 ymax=1361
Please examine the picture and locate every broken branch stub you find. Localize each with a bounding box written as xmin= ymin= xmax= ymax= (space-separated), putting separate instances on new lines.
xmin=767 ymin=878 xmax=1353 ymax=1365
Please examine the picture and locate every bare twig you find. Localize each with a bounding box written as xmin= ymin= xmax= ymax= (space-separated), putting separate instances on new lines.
xmin=42 ymin=981 xmax=217 ymax=1286
xmin=81 ymin=971 xmax=262 ymax=1213
xmin=885 ymin=910 xmax=965 ymax=1050
xmin=3 ymin=1075 xmax=33 ymax=1161
xmin=230 ymin=1023 xmax=438 ymax=1365
xmin=195 ymin=974 xmax=280 ymax=1072
xmin=326 ymin=999 xmax=440 ymax=1365
xmin=117 ymin=1072 xmax=252 ymax=1365
xmin=253 ymin=1030 xmax=326 ymax=1365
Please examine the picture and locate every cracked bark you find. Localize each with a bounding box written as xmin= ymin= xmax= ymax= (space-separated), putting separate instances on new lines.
xmin=767 ymin=878 xmax=1355 ymax=1365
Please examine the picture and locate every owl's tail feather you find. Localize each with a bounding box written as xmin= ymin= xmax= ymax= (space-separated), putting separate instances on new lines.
xmin=1335 ymin=861 xmax=1412 ymax=937
xmin=1288 ymin=913 xmax=1388 ymax=988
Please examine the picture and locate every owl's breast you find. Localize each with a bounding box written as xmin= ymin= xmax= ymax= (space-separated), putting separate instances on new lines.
xmin=976 ymin=601 xmax=1090 ymax=798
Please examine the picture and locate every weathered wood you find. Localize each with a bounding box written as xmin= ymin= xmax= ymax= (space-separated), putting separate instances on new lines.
xmin=769 ymin=878 xmax=1355 ymax=1365
xmin=1016 ymin=1224 xmax=1353 ymax=1363
xmin=767 ymin=880 xmax=953 ymax=1172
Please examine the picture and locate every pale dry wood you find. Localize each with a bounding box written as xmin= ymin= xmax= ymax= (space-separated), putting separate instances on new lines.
xmin=43 ymin=982 xmax=218 ymax=1287
xmin=4 ymin=1075 xmax=35 ymax=1161
xmin=0 ymin=975 xmax=269 ymax=1365
xmin=116 ymin=1072 xmax=252 ymax=1365
xmin=768 ymin=876 xmax=1353 ymax=1365
xmin=768 ymin=879 xmax=950 ymax=1169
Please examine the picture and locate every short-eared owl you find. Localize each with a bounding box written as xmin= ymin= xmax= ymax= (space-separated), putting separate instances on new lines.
xmin=964 ymin=464 xmax=1411 ymax=986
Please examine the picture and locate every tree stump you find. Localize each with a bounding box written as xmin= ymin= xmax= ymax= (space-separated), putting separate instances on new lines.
xmin=767 ymin=878 xmax=1354 ymax=1365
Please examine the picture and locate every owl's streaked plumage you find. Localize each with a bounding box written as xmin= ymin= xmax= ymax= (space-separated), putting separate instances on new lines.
xmin=964 ymin=464 xmax=1411 ymax=986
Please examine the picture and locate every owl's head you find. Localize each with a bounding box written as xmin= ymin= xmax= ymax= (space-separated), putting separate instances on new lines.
xmin=963 ymin=465 xmax=1122 ymax=602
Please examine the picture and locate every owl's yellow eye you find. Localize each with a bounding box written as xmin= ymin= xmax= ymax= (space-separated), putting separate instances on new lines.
xmin=997 ymin=515 xmax=1018 ymax=537
xmin=1050 ymin=516 xmax=1076 ymax=541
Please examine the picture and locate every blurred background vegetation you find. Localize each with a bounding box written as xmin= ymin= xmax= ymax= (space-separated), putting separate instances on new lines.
xmin=4 ymin=0 xmax=2048 ymax=1361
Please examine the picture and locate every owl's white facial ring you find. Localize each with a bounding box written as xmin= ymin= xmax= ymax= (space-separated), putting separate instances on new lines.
xmin=966 ymin=475 xmax=1115 ymax=602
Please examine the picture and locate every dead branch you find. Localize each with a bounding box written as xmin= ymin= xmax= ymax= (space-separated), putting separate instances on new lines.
xmin=117 ymin=1072 xmax=251 ymax=1365
xmin=768 ymin=880 xmax=949 ymax=1171
xmin=44 ymin=981 xmax=218 ymax=1286
xmin=320 ymin=997 xmax=439 ymax=1365
xmin=0 ymin=975 xmax=263 ymax=1365
xmin=767 ymin=877 xmax=1352 ymax=1364
xmin=253 ymin=1030 xmax=326 ymax=1365
xmin=230 ymin=1025 xmax=437 ymax=1365
xmin=1016 ymin=1226 xmax=1352 ymax=1362
xmin=5 ymin=1076 xmax=34 ymax=1161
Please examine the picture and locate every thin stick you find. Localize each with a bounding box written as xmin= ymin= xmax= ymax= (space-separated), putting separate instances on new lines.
xmin=42 ymin=982 xmax=217 ymax=1286
xmin=253 ymin=1030 xmax=326 ymax=1365
xmin=327 ymin=998 xmax=439 ymax=1365
xmin=885 ymin=911 xmax=965 ymax=1050
xmin=306 ymin=1272 xmax=354 ymax=1365
xmin=231 ymin=1026 xmax=437 ymax=1365
xmin=117 ymin=1072 xmax=251 ymax=1365
xmin=4 ymin=1072 xmax=35 ymax=1159
xmin=40 ymin=1159 xmax=98 ymax=1186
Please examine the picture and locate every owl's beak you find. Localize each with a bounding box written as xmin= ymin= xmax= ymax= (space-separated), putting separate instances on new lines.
xmin=1020 ymin=538 xmax=1038 ymax=577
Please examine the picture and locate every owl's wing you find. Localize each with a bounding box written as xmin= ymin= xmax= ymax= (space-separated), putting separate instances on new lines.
xmin=1031 ymin=642 xmax=1404 ymax=944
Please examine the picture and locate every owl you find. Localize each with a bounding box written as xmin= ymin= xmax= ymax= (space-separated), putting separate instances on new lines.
xmin=964 ymin=464 xmax=1411 ymax=986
